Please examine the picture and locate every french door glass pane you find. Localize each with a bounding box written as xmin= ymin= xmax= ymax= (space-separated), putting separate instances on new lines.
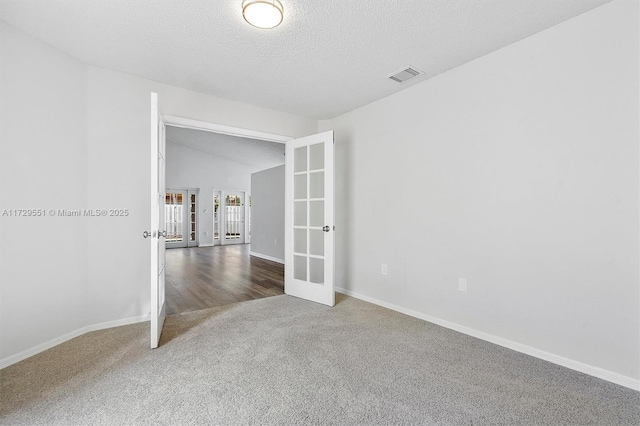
xmin=309 ymin=172 xmax=324 ymax=198
xmin=294 ymin=201 xmax=307 ymax=226
xmin=309 ymin=200 xmax=323 ymax=227
xmin=294 ymin=174 xmax=307 ymax=199
xmin=294 ymin=146 xmax=307 ymax=172
xmin=309 ymin=143 xmax=324 ymax=170
xmin=309 ymin=257 xmax=324 ymax=284
xmin=309 ymin=229 xmax=324 ymax=256
xmin=294 ymin=229 xmax=307 ymax=254
xmin=294 ymin=255 xmax=307 ymax=280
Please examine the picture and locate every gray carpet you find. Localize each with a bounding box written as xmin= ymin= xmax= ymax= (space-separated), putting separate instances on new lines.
xmin=1 ymin=294 xmax=638 ymax=425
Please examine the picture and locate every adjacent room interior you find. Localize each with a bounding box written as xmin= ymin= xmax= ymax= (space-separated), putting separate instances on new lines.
xmin=162 ymin=126 xmax=287 ymax=314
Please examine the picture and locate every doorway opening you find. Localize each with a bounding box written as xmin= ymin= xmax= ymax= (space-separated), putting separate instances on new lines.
xmin=162 ymin=117 xmax=290 ymax=314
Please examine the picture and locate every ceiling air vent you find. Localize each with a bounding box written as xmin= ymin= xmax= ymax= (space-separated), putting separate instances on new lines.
xmin=388 ymin=67 xmax=422 ymax=83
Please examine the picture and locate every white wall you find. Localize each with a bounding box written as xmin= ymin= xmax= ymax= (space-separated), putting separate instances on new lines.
xmin=0 ymin=20 xmax=318 ymax=364
xmin=165 ymin=141 xmax=265 ymax=246
xmin=326 ymin=0 xmax=639 ymax=384
xmin=251 ymin=165 xmax=285 ymax=262
xmin=0 ymin=22 xmax=89 ymax=361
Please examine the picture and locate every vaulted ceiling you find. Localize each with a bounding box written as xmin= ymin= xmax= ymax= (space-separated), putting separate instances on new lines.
xmin=166 ymin=126 xmax=285 ymax=170
xmin=0 ymin=0 xmax=612 ymax=119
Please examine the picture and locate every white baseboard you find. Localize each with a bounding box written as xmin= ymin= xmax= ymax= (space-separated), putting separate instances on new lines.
xmin=336 ymin=287 xmax=639 ymax=392
xmin=85 ymin=314 xmax=149 ymax=333
xmin=0 ymin=314 xmax=149 ymax=370
xmin=249 ymin=251 xmax=284 ymax=264
xmin=198 ymin=243 xmax=215 ymax=247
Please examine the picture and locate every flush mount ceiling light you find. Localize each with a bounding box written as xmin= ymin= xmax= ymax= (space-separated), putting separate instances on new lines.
xmin=242 ymin=0 xmax=284 ymax=29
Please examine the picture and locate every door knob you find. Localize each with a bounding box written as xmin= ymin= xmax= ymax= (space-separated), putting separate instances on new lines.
xmin=143 ymin=231 xmax=151 ymax=238
xmin=158 ymin=230 xmax=167 ymax=237
xmin=323 ymin=226 xmax=330 ymax=232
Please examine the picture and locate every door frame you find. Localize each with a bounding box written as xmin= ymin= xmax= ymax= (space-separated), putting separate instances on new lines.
xmin=164 ymin=116 xmax=292 ymax=144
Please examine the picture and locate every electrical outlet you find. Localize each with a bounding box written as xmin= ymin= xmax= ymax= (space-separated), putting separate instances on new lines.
xmin=458 ymin=278 xmax=468 ymax=292
xmin=381 ymin=264 xmax=388 ymax=276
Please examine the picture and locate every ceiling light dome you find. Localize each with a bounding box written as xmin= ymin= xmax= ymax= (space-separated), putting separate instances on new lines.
xmin=243 ymin=0 xmax=284 ymax=29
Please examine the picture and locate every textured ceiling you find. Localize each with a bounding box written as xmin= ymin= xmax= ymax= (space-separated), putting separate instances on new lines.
xmin=0 ymin=0 xmax=612 ymax=119
xmin=166 ymin=126 xmax=285 ymax=170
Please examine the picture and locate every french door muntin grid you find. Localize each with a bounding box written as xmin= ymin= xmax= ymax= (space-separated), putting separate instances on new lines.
xmin=292 ymin=142 xmax=325 ymax=285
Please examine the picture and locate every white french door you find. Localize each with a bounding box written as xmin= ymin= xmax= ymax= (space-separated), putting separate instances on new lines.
xmin=165 ymin=188 xmax=198 ymax=248
xmin=149 ymin=92 xmax=166 ymax=348
xmin=284 ymin=131 xmax=335 ymax=307
xmin=222 ymin=191 xmax=245 ymax=245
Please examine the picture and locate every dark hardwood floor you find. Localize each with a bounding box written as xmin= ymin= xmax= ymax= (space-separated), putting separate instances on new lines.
xmin=165 ymin=244 xmax=284 ymax=315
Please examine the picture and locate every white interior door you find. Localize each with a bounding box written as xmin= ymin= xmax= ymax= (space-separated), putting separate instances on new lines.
xmin=285 ymin=131 xmax=334 ymax=306
xmin=150 ymin=92 xmax=166 ymax=348
xmin=222 ymin=191 xmax=245 ymax=245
